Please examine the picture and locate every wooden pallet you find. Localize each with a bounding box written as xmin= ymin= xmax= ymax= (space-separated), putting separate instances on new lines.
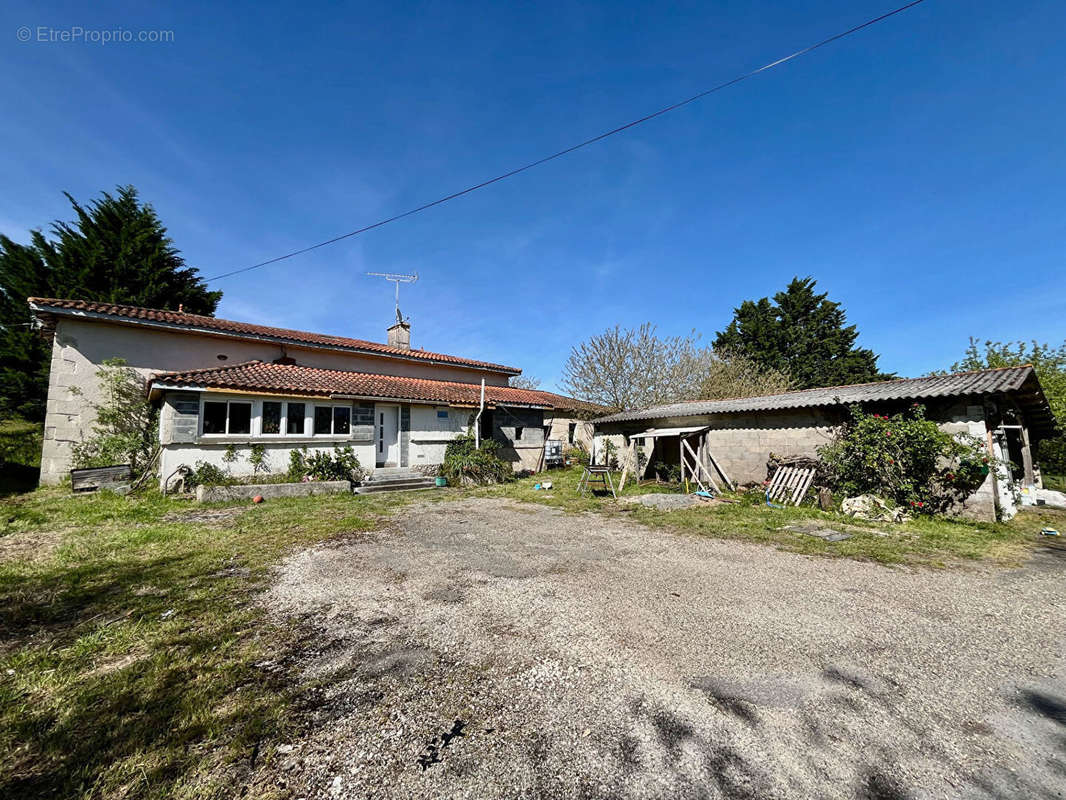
xmin=70 ymin=464 xmax=132 ymax=494
xmin=766 ymin=466 xmax=815 ymax=507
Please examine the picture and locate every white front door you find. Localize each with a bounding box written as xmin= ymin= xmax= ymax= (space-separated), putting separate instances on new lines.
xmin=376 ymin=405 xmax=400 ymax=467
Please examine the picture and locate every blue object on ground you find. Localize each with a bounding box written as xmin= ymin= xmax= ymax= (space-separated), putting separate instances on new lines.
xmin=765 ymin=490 xmax=785 ymax=509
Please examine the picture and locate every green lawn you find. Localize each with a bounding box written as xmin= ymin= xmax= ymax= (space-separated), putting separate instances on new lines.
xmin=1 ymin=469 xmax=1061 ymax=798
xmin=0 ymin=487 xmax=416 ymax=799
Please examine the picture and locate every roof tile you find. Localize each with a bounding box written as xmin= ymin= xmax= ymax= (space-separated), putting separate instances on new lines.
xmin=149 ymin=360 xmax=597 ymax=412
xmin=28 ymin=297 xmax=520 ymax=374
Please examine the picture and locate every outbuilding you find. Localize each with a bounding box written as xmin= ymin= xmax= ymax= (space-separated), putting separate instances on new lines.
xmin=594 ymin=367 xmax=1057 ymax=520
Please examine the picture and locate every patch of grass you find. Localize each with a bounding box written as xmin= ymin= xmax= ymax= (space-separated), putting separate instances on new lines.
xmin=1043 ymin=473 xmax=1066 ymax=492
xmin=479 ymin=466 xmax=1060 ymax=567
xmin=0 ymin=486 xmax=413 ymax=799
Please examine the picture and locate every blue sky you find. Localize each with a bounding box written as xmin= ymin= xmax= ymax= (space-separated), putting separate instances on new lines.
xmin=1 ymin=0 xmax=1063 ymax=390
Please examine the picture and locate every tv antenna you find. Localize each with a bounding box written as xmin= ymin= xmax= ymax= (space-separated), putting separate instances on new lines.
xmin=367 ymin=272 xmax=418 ymax=323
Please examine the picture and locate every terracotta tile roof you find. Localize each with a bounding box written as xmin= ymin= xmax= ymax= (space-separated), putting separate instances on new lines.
xmin=595 ymin=366 xmax=1058 ymax=437
xmin=149 ymin=360 xmax=598 ymax=413
xmin=27 ymin=297 xmax=520 ymax=375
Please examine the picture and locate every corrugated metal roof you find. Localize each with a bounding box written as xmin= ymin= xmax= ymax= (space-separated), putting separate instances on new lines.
xmin=595 ymin=366 xmax=1058 ymax=436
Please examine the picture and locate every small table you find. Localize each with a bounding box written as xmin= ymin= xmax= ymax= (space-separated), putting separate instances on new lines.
xmin=578 ymin=466 xmax=617 ymax=498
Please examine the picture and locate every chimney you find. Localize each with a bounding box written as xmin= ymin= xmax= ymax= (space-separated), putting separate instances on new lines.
xmin=387 ymin=320 xmax=411 ymax=350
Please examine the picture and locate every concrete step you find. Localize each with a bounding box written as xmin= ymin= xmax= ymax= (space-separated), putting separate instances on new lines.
xmin=366 ymin=469 xmax=423 ymax=482
xmin=355 ymin=477 xmax=438 ymax=494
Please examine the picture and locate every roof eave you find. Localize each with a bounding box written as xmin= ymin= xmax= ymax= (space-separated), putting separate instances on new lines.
xmin=29 ymin=301 xmax=522 ymax=376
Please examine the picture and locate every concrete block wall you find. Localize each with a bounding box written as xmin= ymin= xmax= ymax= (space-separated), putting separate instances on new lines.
xmin=598 ymin=399 xmax=1001 ymax=521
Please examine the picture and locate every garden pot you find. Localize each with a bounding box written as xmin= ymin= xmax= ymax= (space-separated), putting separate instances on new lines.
xmin=435 ymin=476 xmax=448 ymax=487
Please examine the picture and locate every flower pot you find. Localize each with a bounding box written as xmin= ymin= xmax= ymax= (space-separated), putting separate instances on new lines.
xmin=435 ymin=476 xmax=448 ymax=487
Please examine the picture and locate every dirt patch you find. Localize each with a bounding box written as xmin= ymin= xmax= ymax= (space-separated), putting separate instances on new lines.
xmin=0 ymin=527 xmax=64 ymax=563
xmin=255 ymin=497 xmax=1066 ymax=799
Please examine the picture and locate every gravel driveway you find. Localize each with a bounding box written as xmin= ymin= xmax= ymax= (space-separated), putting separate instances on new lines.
xmin=260 ymin=498 xmax=1066 ymax=799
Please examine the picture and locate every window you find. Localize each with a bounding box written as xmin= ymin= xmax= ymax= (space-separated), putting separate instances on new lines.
xmin=202 ymin=400 xmax=251 ymax=435
xmin=437 ymin=409 xmax=449 ymax=419
xmin=287 ymin=402 xmax=305 ymax=435
xmin=313 ymin=404 xmax=351 ymax=436
xmin=333 ymin=406 xmax=351 ymax=434
xmin=262 ymin=401 xmax=282 ymax=434
xmin=568 ymin=423 xmax=577 ymax=445
xmin=228 ymin=403 xmax=251 ymax=434
xmin=314 ymin=406 xmax=333 ymax=435
xmin=515 ymin=426 xmax=524 ymax=441
xmin=203 ymin=401 xmax=227 ymax=434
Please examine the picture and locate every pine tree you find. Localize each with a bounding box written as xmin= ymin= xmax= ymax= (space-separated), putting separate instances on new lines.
xmin=0 ymin=186 xmax=221 ymax=420
xmin=714 ymin=277 xmax=891 ymax=390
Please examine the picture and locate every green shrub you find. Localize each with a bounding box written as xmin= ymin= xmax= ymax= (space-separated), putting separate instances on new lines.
xmin=185 ymin=461 xmax=234 ymax=488
xmin=1037 ymin=436 xmax=1066 ymax=475
xmin=70 ymin=359 xmax=158 ymax=476
xmin=818 ymin=404 xmax=989 ymax=514
xmin=287 ymin=447 xmax=308 ymax=481
xmin=302 ymin=446 xmax=364 ymax=482
xmin=248 ymin=443 xmax=268 ymax=474
xmin=441 ymin=432 xmax=513 ymax=485
xmin=564 ymin=444 xmax=589 ymax=466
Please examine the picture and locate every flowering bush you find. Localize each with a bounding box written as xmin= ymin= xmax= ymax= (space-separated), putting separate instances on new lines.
xmin=818 ymin=404 xmax=989 ymax=514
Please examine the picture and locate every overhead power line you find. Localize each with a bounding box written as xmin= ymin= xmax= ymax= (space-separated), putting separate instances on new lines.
xmin=204 ymin=0 xmax=927 ymax=283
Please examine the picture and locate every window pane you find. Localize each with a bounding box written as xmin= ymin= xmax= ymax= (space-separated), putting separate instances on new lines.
xmin=203 ymin=402 xmax=227 ymax=434
xmin=333 ymin=406 xmax=351 ymax=434
xmin=229 ymin=403 xmax=251 ymax=434
xmin=262 ymin=402 xmax=282 ymax=434
xmin=287 ymin=403 xmax=305 ymax=434
xmin=314 ymin=406 xmax=332 ymax=435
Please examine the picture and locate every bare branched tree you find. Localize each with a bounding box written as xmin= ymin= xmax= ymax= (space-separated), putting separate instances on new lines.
xmin=697 ymin=350 xmax=793 ymax=401
xmin=561 ymin=324 xmax=715 ymax=411
xmin=510 ymin=375 xmax=542 ymax=390
xmin=561 ymin=325 xmax=793 ymax=412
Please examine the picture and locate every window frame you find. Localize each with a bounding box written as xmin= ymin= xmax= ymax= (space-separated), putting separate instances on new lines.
xmin=200 ymin=398 xmax=254 ymax=437
xmin=260 ymin=400 xmax=284 ymax=436
xmin=197 ymin=395 xmax=351 ymax=440
xmin=312 ymin=402 xmax=353 ymax=437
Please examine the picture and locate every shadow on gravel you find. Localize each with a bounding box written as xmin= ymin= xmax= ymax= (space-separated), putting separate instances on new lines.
xmin=1019 ymin=689 xmax=1066 ymax=726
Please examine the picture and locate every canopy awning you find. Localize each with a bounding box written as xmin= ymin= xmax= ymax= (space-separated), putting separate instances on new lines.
xmin=632 ymin=425 xmax=709 ymax=439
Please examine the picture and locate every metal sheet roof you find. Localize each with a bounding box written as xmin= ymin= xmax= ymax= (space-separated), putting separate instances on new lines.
xmin=595 ymin=366 xmax=1058 ymax=437
xmin=632 ymin=426 xmax=710 ymax=438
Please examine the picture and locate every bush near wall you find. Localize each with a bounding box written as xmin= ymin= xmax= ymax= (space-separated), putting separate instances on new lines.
xmin=441 ymin=433 xmax=514 ymax=485
xmin=818 ymin=404 xmax=989 ymax=514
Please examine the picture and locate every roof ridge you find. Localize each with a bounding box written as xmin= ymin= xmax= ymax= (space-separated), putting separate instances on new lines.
xmin=623 ymin=365 xmax=1035 ymax=415
xmin=28 ymin=297 xmax=521 ymax=374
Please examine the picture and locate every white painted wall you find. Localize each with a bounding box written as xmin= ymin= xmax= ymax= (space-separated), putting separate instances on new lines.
xmin=156 ymin=395 xmax=477 ymax=488
xmin=39 ymin=316 xmax=512 ymax=482
xmin=408 ymin=405 xmax=472 ymax=467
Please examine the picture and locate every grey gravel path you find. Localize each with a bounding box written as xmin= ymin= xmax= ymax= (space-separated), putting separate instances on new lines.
xmin=259 ymin=498 xmax=1066 ymax=800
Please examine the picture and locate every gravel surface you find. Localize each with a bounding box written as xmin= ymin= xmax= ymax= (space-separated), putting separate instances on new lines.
xmin=258 ymin=498 xmax=1066 ymax=799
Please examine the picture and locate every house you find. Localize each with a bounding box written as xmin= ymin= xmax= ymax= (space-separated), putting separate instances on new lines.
xmin=28 ymin=298 xmax=594 ymax=486
xmin=593 ymin=367 xmax=1058 ymax=520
